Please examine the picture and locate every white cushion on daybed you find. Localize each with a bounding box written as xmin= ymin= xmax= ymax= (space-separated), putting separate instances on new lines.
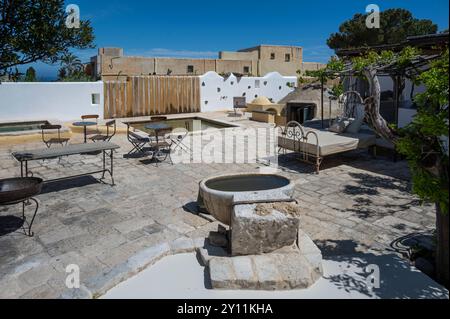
xmin=346 ymin=104 xmax=366 ymax=134
xmin=279 ymin=129 xmax=376 ymax=157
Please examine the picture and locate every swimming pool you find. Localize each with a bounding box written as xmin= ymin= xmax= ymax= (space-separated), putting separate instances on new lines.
xmin=134 ymin=117 xmax=235 ymax=133
xmin=0 ymin=121 xmax=50 ymax=134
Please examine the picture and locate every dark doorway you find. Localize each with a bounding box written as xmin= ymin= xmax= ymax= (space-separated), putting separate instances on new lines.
xmin=286 ymin=102 xmax=316 ymax=124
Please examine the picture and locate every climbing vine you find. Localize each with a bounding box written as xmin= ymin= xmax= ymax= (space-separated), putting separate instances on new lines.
xmin=396 ymin=49 xmax=449 ymax=213
xmin=309 ymin=46 xmax=449 ymax=286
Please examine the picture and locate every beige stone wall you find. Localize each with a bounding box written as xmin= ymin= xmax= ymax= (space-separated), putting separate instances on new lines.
xmin=99 ymin=47 xmax=123 ymax=57
xmin=99 ymin=55 xmax=255 ymax=78
xmin=216 ymin=59 xmax=254 ymax=75
xmin=257 ymin=46 xmax=303 ymax=77
xmin=101 ymin=56 xmax=156 ymax=78
xmin=234 ymin=45 xmax=304 ymax=76
xmin=155 ymin=58 xmax=216 ymax=75
xmin=218 ymin=50 xmax=258 ymax=75
xmin=219 ymin=50 xmax=258 ymax=61
xmin=299 ymin=62 xmax=326 ymax=75
xmin=95 ymin=46 xmax=324 ymax=79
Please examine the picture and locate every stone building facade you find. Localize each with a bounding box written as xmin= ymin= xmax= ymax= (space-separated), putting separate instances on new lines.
xmin=91 ymin=45 xmax=325 ymax=81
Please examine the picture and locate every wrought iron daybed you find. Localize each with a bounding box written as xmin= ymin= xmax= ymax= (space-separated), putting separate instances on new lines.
xmin=277 ymin=121 xmax=376 ymax=173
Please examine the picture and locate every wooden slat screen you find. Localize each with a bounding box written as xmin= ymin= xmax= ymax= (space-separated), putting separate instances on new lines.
xmin=104 ymin=76 xmax=201 ymax=119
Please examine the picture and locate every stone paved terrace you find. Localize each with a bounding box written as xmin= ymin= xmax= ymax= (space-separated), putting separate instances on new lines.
xmin=0 ymin=114 xmax=437 ymax=298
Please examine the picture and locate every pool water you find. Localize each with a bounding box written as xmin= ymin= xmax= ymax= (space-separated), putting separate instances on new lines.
xmin=0 ymin=121 xmax=50 ymax=133
xmin=135 ymin=117 xmax=234 ymax=133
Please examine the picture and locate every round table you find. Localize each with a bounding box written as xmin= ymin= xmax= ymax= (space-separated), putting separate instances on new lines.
xmin=145 ymin=123 xmax=172 ymax=160
xmin=72 ymin=121 xmax=97 ymax=143
xmin=145 ymin=122 xmax=171 ymax=131
xmin=145 ymin=123 xmax=171 ymax=144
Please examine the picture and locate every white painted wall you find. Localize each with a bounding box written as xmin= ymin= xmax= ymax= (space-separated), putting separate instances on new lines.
xmin=0 ymin=74 xmax=295 ymax=121
xmin=199 ymin=72 xmax=297 ymax=112
xmin=0 ymin=82 xmax=104 ymax=122
xmin=398 ymin=108 xmax=417 ymax=128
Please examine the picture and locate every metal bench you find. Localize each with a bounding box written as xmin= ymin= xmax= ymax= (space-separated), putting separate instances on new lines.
xmin=12 ymin=142 xmax=120 ymax=186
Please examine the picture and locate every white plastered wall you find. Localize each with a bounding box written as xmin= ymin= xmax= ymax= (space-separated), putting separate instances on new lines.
xmin=0 ymin=82 xmax=104 ymax=122
xmin=199 ymin=72 xmax=297 ymax=112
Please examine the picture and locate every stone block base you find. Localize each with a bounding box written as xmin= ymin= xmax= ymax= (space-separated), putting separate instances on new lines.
xmin=231 ymin=202 xmax=300 ymax=256
xmin=209 ymin=248 xmax=322 ymax=290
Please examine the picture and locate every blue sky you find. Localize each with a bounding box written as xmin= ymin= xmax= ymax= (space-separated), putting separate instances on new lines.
xmin=25 ymin=0 xmax=450 ymax=79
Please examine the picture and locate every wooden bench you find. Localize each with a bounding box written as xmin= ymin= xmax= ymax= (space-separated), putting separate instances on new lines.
xmin=12 ymin=142 xmax=120 ymax=186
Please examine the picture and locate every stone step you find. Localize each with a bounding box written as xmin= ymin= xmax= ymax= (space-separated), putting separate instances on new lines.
xmin=209 ymin=248 xmax=322 ymax=290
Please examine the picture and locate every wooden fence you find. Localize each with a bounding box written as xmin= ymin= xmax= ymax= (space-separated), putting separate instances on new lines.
xmin=104 ymin=76 xmax=201 ymax=118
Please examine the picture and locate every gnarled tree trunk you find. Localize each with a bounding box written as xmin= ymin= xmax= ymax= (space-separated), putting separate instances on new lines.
xmin=363 ymin=68 xmax=398 ymax=142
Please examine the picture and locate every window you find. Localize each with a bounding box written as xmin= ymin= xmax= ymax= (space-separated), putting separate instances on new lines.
xmin=187 ymin=65 xmax=194 ymax=73
xmin=255 ymin=80 xmax=260 ymax=88
xmin=270 ymin=53 xmax=275 ymax=60
xmin=91 ymin=93 xmax=100 ymax=105
xmin=243 ymin=66 xmax=250 ymax=74
xmin=285 ymin=54 xmax=291 ymax=62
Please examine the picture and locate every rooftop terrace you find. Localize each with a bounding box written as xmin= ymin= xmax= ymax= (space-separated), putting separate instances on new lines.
xmin=0 ymin=113 xmax=447 ymax=299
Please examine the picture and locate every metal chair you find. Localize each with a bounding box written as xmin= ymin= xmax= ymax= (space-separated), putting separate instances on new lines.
xmin=149 ymin=128 xmax=173 ymax=165
xmin=81 ymin=114 xmax=100 ymax=135
xmin=170 ymin=129 xmax=191 ymax=156
xmin=91 ymin=120 xmax=117 ymax=142
xmin=125 ymin=123 xmax=151 ymax=156
xmin=41 ymin=124 xmax=70 ymax=148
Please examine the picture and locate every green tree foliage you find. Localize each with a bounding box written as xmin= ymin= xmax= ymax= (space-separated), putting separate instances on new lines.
xmin=24 ymin=66 xmax=37 ymax=82
xmin=58 ymin=52 xmax=91 ymax=82
xmin=59 ymin=53 xmax=82 ymax=76
xmin=396 ymin=50 xmax=449 ymax=212
xmin=0 ymin=0 xmax=94 ymax=75
xmin=8 ymin=67 xmax=23 ymax=82
xmin=327 ymin=9 xmax=438 ymax=51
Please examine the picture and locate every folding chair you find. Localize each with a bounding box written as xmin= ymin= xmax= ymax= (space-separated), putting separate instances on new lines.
xmin=41 ymin=124 xmax=70 ymax=148
xmin=149 ymin=128 xmax=174 ymax=165
xmin=91 ymin=120 xmax=117 ymax=142
xmin=170 ymin=129 xmax=191 ymax=155
xmin=125 ymin=123 xmax=151 ymax=156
